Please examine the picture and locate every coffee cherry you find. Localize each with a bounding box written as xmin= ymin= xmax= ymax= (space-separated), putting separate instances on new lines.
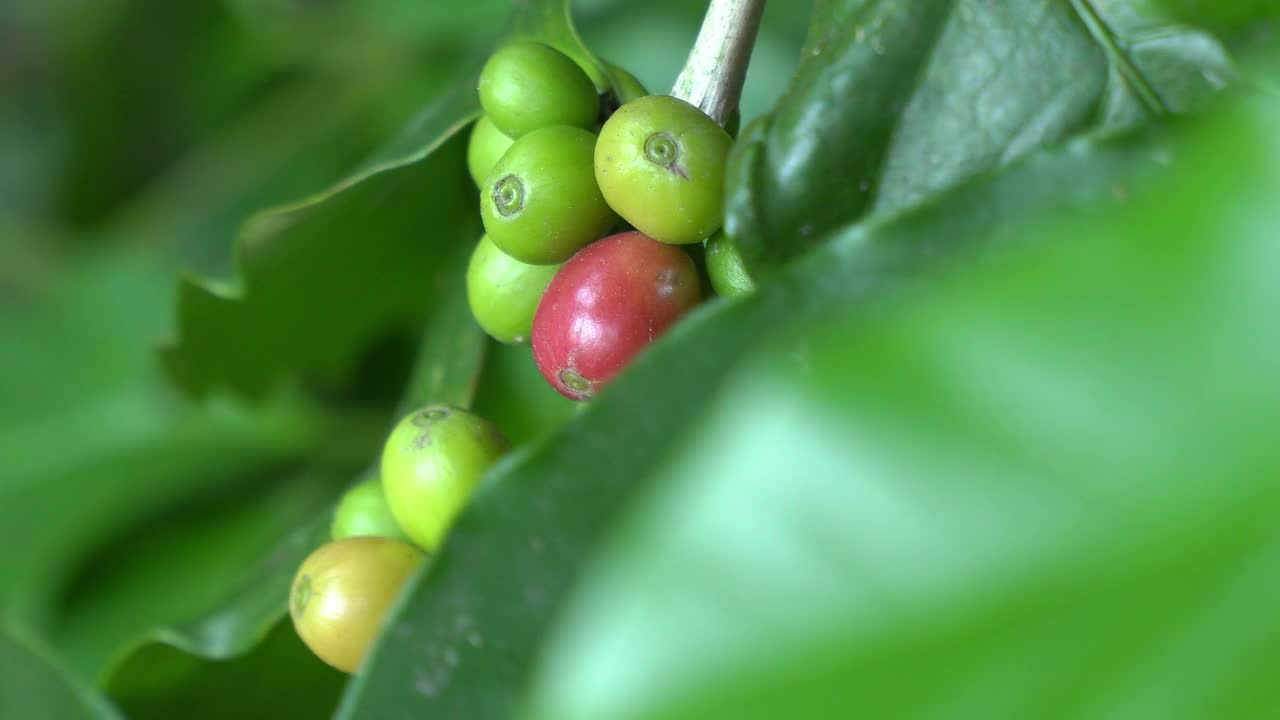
xmin=532 ymin=231 xmax=701 ymax=400
xmin=595 ymin=95 xmax=732 ymax=245
xmin=331 ymin=475 xmax=408 ymax=542
xmin=381 ymin=404 xmax=508 ymax=550
xmin=466 ymin=115 xmax=514 ymax=188
xmin=481 ymin=125 xmax=617 ymax=265
xmin=479 ymin=41 xmax=599 ymax=138
xmin=289 ymin=537 xmax=422 ymax=674
xmin=704 ymin=231 xmax=756 ymax=298
xmin=466 ymin=234 xmax=561 ymax=343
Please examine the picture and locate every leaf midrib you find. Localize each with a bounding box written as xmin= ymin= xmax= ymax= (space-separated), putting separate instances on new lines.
xmin=1071 ymin=0 xmax=1170 ymax=117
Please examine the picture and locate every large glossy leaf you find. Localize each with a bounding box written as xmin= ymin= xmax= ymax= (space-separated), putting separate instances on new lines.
xmin=725 ymin=0 xmax=1232 ymax=274
xmin=160 ymin=86 xmax=480 ymax=400
xmin=335 ymin=111 xmax=1184 ymax=718
xmin=524 ymin=95 xmax=1280 ymax=720
xmin=0 ymin=625 xmax=121 ymax=720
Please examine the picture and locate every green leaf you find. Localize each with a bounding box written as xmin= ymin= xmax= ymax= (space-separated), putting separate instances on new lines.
xmin=106 ymin=511 xmax=329 ymax=670
xmin=94 ymin=233 xmax=485 ymax=706
xmin=223 ymin=0 xmax=508 ymax=69
xmin=107 ymin=617 xmax=345 ymax=720
xmin=334 ymin=99 xmax=1185 ymax=720
xmin=51 ymin=469 xmax=346 ymax=681
xmin=0 ymin=381 xmax=328 ymax=634
xmin=523 ymin=94 xmax=1280 ymax=720
xmin=725 ymin=0 xmax=1232 ymax=274
xmin=160 ymin=85 xmax=480 ymax=400
xmin=46 ymin=0 xmax=271 ymax=230
xmin=395 ymin=249 xmax=489 ymax=413
xmin=99 ymin=519 xmax=348 ymax=719
xmin=0 ymin=625 xmax=121 ymax=720
xmin=1141 ymin=0 xmax=1280 ymax=29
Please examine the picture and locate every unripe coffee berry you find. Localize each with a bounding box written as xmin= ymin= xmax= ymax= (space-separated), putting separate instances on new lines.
xmin=481 ymin=125 xmax=617 ymax=265
xmin=331 ymin=475 xmax=409 ymax=542
xmin=704 ymin=231 xmax=756 ymax=298
xmin=532 ymin=231 xmax=701 ymax=400
xmin=466 ymin=234 xmax=561 ymax=343
xmin=595 ymin=95 xmax=732 ymax=245
xmin=478 ymin=41 xmax=599 ymax=138
xmin=289 ymin=537 xmax=423 ymax=673
xmin=466 ymin=115 xmax=514 ymax=188
xmin=381 ymin=404 xmax=508 ymax=550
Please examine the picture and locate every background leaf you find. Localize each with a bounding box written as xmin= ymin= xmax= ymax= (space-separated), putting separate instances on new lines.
xmin=160 ymin=87 xmax=480 ymax=400
xmin=92 ymin=236 xmax=486 ymax=712
xmin=524 ymin=92 xmax=1280 ymax=720
xmin=97 ymin=516 xmax=349 ymax=718
xmin=0 ymin=625 xmax=121 ymax=720
xmin=0 ymin=248 xmax=347 ymax=636
xmin=1143 ymin=0 xmax=1280 ymax=29
xmin=50 ymin=468 xmax=346 ymax=680
xmin=725 ymin=0 xmax=1231 ymax=274
xmin=107 ymin=619 xmax=345 ymax=720
xmin=94 ymin=491 xmax=364 ymax=714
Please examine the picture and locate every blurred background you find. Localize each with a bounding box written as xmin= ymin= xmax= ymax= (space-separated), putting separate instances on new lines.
xmin=0 ymin=0 xmax=808 ymax=713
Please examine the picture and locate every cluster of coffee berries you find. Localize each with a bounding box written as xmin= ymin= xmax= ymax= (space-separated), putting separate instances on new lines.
xmin=290 ymin=404 xmax=507 ymax=673
xmin=289 ymin=37 xmax=753 ymax=675
xmin=466 ymin=40 xmax=740 ymax=401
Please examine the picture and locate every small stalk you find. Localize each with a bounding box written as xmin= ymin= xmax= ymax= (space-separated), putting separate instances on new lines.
xmin=670 ymin=0 xmax=767 ymax=128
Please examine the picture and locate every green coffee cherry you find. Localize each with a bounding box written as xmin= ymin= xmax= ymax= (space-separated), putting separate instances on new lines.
xmin=605 ymin=61 xmax=648 ymax=104
xmin=467 ymin=116 xmax=514 ymax=188
xmin=467 ymin=234 xmax=561 ymax=344
xmin=479 ymin=41 xmax=599 ymax=138
xmin=331 ymin=475 xmax=409 ymax=542
xmin=381 ymin=404 xmax=509 ymax=550
xmin=704 ymin=231 xmax=756 ymax=298
xmin=595 ymin=95 xmax=733 ymax=245
xmin=481 ymin=125 xmax=617 ymax=265
xmin=290 ymin=537 xmax=422 ymax=673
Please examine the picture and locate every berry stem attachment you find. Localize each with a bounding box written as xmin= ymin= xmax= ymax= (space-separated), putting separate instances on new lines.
xmin=670 ymin=0 xmax=766 ymax=128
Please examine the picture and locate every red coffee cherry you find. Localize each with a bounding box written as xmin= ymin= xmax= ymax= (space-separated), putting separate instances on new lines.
xmin=532 ymin=231 xmax=701 ymax=400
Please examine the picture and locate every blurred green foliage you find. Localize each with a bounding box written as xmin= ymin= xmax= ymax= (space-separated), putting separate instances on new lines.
xmin=1 ymin=0 xmax=1277 ymax=717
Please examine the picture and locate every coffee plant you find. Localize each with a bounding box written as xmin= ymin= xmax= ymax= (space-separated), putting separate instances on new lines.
xmin=2 ymin=1 xmax=1279 ymax=718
